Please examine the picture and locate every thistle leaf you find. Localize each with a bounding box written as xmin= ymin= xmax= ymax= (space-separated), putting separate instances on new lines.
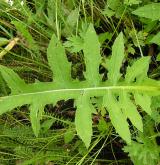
xmin=83 ymin=24 xmax=101 ymax=86
xmin=103 ymin=91 xmax=131 ymax=144
xmin=125 ymin=57 xmax=150 ymax=83
xmin=0 ymin=28 xmax=160 ymax=146
xmin=47 ymin=34 xmax=72 ymax=87
xmin=120 ymin=92 xmax=143 ymax=132
xmin=0 ymin=65 xmax=26 ymax=94
xmin=107 ymin=32 xmax=124 ymax=85
xmin=134 ymin=93 xmax=152 ymax=115
xmin=75 ymin=92 xmax=93 ymax=148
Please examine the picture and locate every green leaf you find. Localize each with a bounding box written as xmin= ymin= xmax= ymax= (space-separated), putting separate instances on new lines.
xmin=0 ymin=27 xmax=160 ymax=149
xmin=107 ymin=0 xmax=121 ymax=10
xmin=64 ymin=128 xmax=75 ymax=144
xmin=83 ymin=24 xmax=101 ymax=86
xmin=0 ymin=84 xmax=77 ymax=116
xmin=125 ymin=57 xmax=150 ymax=83
xmin=41 ymin=118 xmax=55 ymax=132
xmin=120 ymin=92 xmax=143 ymax=132
xmin=128 ymin=29 xmax=146 ymax=47
xmin=124 ymin=0 xmax=142 ymax=6
xmin=75 ymin=92 xmax=93 ymax=148
xmin=0 ymin=37 xmax=9 ymax=46
xmin=156 ymin=53 xmax=160 ymax=61
xmin=12 ymin=21 xmax=38 ymax=51
xmin=132 ymin=3 xmax=160 ymax=21
xmin=47 ymin=34 xmax=72 ymax=87
xmin=98 ymin=117 xmax=110 ymax=133
xmin=30 ymin=102 xmax=44 ymax=137
xmin=34 ymin=0 xmax=45 ymax=12
xmin=102 ymin=8 xmax=115 ymax=18
xmin=0 ymin=75 xmax=159 ymax=143
xmin=98 ymin=32 xmax=112 ymax=44
xmin=0 ymin=81 xmax=159 ymax=114
xmin=64 ymin=35 xmax=84 ymax=53
xmin=150 ymin=32 xmax=160 ymax=45
xmin=107 ymin=32 xmax=124 ymax=85
xmin=103 ymin=91 xmax=131 ymax=144
xmin=134 ymin=93 xmax=152 ymax=115
xmin=66 ymin=8 xmax=79 ymax=28
xmin=124 ymin=140 xmax=159 ymax=165
xmin=0 ymin=65 xmax=26 ymax=94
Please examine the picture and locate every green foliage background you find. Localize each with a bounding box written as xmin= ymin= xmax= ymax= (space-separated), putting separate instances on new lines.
xmin=0 ymin=0 xmax=160 ymax=164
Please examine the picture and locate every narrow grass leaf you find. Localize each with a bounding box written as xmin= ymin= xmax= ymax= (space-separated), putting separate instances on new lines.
xmin=12 ymin=21 xmax=38 ymax=51
xmin=30 ymin=102 xmax=44 ymax=137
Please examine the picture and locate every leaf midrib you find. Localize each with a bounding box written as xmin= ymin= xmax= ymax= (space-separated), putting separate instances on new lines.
xmin=1 ymin=85 xmax=160 ymax=99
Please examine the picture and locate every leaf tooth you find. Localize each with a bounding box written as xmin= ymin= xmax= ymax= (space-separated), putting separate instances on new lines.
xmin=134 ymin=93 xmax=152 ymax=115
xmin=120 ymin=92 xmax=143 ymax=132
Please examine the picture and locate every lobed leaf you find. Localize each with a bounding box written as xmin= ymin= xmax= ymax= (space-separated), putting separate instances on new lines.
xmin=0 ymin=65 xmax=26 ymax=94
xmin=75 ymin=92 xmax=93 ymax=148
xmin=63 ymin=35 xmax=84 ymax=53
xmin=0 ymin=25 xmax=160 ymax=148
xmin=103 ymin=91 xmax=131 ymax=144
xmin=83 ymin=24 xmax=101 ymax=86
xmin=47 ymin=34 xmax=72 ymax=87
xmin=120 ymin=92 xmax=143 ymax=132
xmin=125 ymin=57 xmax=150 ymax=84
xmin=134 ymin=93 xmax=152 ymax=115
xmin=107 ymin=32 xmax=124 ymax=85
